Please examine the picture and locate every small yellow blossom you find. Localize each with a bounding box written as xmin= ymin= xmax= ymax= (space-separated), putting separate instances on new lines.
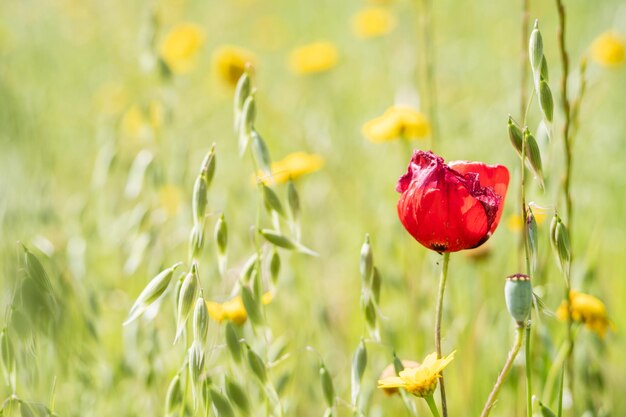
xmin=378 ymin=351 xmax=455 ymax=398
xmin=378 ymin=360 xmax=419 ymax=395
xmin=158 ymin=184 xmax=182 ymax=216
xmin=159 ymin=23 xmax=204 ymax=74
xmin=590 ymin=31 xmax=625 ymax=67
xmin=351 ymin=7 xmax=396 ymax=39
xmin=206 ymin=292 xmax=273 ymax=325
xmin=94 ymin=82 xmax=129 ymax=116
xmin=120 ymin=100 xmax=164 ymax=139
xmin=288 ymin=42 xmax=338 ymax=75
xmin=255 ymin=152 xmax=324 ymax=185
xmin=213 ymin=45 xmax=256 ymax=88
xmin=362 ymin=105 xmax=430 ymax=142
xmin=557 ymin=291 xmax=614 ymax=338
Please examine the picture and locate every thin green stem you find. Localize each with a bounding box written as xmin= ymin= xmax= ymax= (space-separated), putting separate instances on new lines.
xmin=520 ymin=0 xmax=530 ymax=120
xmin=525 ymin=324 xmax=532 ymax=417
xmin=480 ymin=326 xmax=525 ymax=417
xmin=419 ymin=0 xmax=439 ymax=148
xmin=425 ymin=394 xmax=442 ymax=417
xmin=434 ymin=252 xmax=450 ymax=417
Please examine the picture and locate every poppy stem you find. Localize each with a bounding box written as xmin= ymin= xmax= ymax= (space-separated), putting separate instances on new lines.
xmin=424 ymin=394 xmax=442 ymax=417
xmin=434 ymin=252 xmax=450 ymax=417
xmin=480 ymin=325 xmax=525 ymax=417
xmin=519 ymin=0 xmax=530 ymax=120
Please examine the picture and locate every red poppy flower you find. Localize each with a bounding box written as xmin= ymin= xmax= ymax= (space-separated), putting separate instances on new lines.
xmin=396 ymin=150 xmax=509 ymax=253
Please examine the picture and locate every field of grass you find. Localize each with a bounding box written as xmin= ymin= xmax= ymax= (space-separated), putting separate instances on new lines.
xmin=1 ymin=0 xmax=625 ymax=416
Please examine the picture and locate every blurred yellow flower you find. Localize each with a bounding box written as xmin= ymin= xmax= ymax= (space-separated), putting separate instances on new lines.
xmin=158 ymin=184 xmax=182 ymax=216
xmin=255 ymin=152 xmax=324 ymax=185
xmin=378 ymin=351 xmax=455 ymax=398
xmin=94 ymin=82 xmax=129 ymax=116
xmin=351 ymin=7 xmax=396 ymax=39
xmin=121 ymin=101 xmax=164 ymax=139
xmin=557 ymin=291 xmax=614 ymax=338
xmin=507 ymin=212 xmax=547 ymax=233
xmin=206 ymin=292 xmax=273 ymax=325
xmin=362 ymin=106 xmax=430 ymax=142
xmin=288 ymin=42 xmax=338 ymax=75
xmin=159 ymin=23 xmax=204 ymax=74
xmin=590 ymin=31 xmax=625 ymax=67
xmin=212 ymin=45 xmax=256 ymax=88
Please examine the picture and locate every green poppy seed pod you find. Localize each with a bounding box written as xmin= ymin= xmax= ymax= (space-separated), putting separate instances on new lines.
xmin=269 ymin=249 xmax=281 ymax=285
xmin=192 ymin=296 xmax=209 ymax=344
xmin=251 ymin=131 xmax=272 ymax=178
xmin=372 ymin=267 xmax=382 ymax=304
xmin=360 ymin=234 xmax=374 ymax=286
xmin=319 ymin=364 xmax=335 ymax=408
xmin=125 ymin=261 xmax=182 ymax=325
xmin=523 ymin=128 xmax=544 ymax=184
xmin=504 ymin=274 xmax=532 ymax=326
xmin=529 ymin=20 xmax=543 ymax=73
xmin=261 ymin=184 xmax=285 ymax=218
xmin=209 ymin=388 xmax=235 ymax=417
xmin=241 ymin=286 xmax=262 ymax=326
xmin=238 ymin=95 xmax=256 ymax=156
xmin=540 ymin=56 xmax=549 ymax=82
xmin=350 ymin=338 xmax=367 ymax=404
xmin=165 ymin=374 xmax=183 ymax=417
xmin=225 ymin=376 xmax=250 ymax=415
xmin=175 ymin=263 xmax=199 ymax=343
xmin=507 ymin=116 xmax=524 ymax=156
xmin=234 ymin=72 xmax=251 ymax=134
xmin=246 ymin=344 xmax=267 ymax=383
xmin=538 ymin=79 xmax=554 ymax=122
xmin=526 ymin=210 xmax=538 ymax=274
xmin=225 ymin=323 xmax=241 ymax=362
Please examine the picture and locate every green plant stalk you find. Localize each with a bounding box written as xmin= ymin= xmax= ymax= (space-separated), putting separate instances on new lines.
xmin=434 ymin=252 xmax=450 ymax=417
xmin=525 ymin=324 xmax=532 ymax=417
xmin=520 ymin=0 xmax=530 ymax=119
xmin=425 ymin=394 xmax=442 ymax=417
xmin=480 ymin=326 xmax=525 ymax=417
xmin=418 ymin=0 xmax=439 ymax=148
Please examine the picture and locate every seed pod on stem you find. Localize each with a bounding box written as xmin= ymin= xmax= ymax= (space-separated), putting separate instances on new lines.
xmin=504 ymin=274 xmax=532 ymax=326
xmin=175 ymin=263 xmax=199 ymax=343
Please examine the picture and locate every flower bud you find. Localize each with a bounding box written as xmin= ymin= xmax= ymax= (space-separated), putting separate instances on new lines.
xmin=245 ymin=344 xmax=267 ymax=382
xmin=538 ymin=79 xmax=554 ymax=122
xmin=504 ymin=274 xmax=532 ymax=325
xmin=540 ymin=56 xmax=549 ymax=82
xmin=553 ymin=219 xmax=571 ymax=278
xmin=199 ymin=145 xmax=217 ymax=189
xmin=192 ymin=176 xmax=208 ymax=226
xmin=238 ymin=95 xmax=256 ymax=156
xmin=209 ymin=387 xmax=235 ymax=417
xmin=125 ymin=262 xmax=182 ymax=325
xmin=189 ymin=223 xmax=205 ymax=261
xmin=319 ymin=364 xmax=335 ymax=408
xmin=526 ymin=210 xmax=538 ymax=274
xmin=165 ymin=374 xmax=183 ymax=417
xmin=240 ymin=286 xmax=262 ymax=326
xmin=287 ymin=179 xmax=301 ymax=240
xmin=188 ymin=342 xmax=205 ymax=396
xmin=529 ymin=20 xmax=543 ymax=73
xmin=507 ymin=116 xmax=524 ymax=156
xmin=360 ymin=234 xmax=374 ymax=286
xmin=225 ymin=376 xmax=250 ymax=415
xmin=251 ymin=130 xmax=272 ymax=178
xmin=175 ymin=263 xmax=199 ymax=343
xmin=269 ymin=248 xmax=281 ymax=285
xmin=259 ymin=229 xmax=318 ymax=256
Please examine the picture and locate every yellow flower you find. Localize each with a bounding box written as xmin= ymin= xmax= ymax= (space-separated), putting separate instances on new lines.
xmin=378 ymin=360 xmax=419 ymax=395
xmin=288 ymin=42 xmax=338 ymax=75
xmin=159 ymin=23 xmax=204 ymax=74
xmin=351 ymin=7 xmax=396 ymax=39
xmin=557 ymin=291 xmax=614 ymax=338
xmin=213 ymin=45 xmax=256 ymax=88
xmin=362 ymin=105 xmax=430 ymax=142
xmin=378 ymin=351 xmax=455 ymax=398
xmin=94 ymin=82 xmax=129 ymax=116
xmin=255 ymin=152 xmax=324 ymax=185
xmin=120 ymin=100 xmax=164 ymax=139
xmin=590 ymin=31 xmax=625 ymax=67
xmin=206 ymin=292 xmax=273 ymax=325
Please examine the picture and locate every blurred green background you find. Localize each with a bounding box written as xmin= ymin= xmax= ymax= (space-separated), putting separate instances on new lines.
xmin=1 ymin=0 xmax=625 ymax=416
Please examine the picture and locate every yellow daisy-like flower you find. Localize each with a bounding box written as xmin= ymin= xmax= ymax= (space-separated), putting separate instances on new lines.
xmin=255 ymin=152 xmax=324 ymax=185
xmin=206 ymin=292 xmax=273 ymax=326
xmin=213 ymin=45 xmax=256 ymax=88
xmin=378 ymin=351 xmax=455 ymax=398
xmin=557 ymin=291 xmax=614 ymax=338
xmin=362 ymin=105 xmax=430 ymax=142
xmin=351 ymin=7 xmax=396 ymax=39
xmin=590 ymin=31 xmax=625 ymax=67
xmin=288 ymin=42 xmax=338 ymax=75
xmin=159 ymin=23 xmax=204 ymax=74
